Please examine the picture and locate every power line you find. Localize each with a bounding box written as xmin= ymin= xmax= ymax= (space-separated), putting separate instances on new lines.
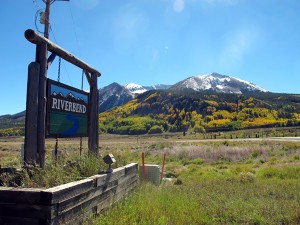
xmin=68 ymin=3 xmax=82 ymax=58
xmin=35 ymin=9 xmax=44 ymax=34
xmin=49 ymin=25 xmax=73 ymax=86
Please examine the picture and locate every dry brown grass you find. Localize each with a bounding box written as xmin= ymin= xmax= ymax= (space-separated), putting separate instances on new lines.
xmin=1 ymin=135 xmax=300 ymax=167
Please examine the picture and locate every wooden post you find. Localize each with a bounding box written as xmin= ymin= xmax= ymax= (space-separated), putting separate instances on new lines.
xmin=36 ymin=43 xmax=48 ymax=167
xmin=24 ymin=62 xmax=40 ymax=164
xmin=160 ymin=153 xmax=167 ymax=183
xmin=88 ymin=73 xmax=99 ymax=156
xmin=142 ymin=152 xmax=145 ymax=179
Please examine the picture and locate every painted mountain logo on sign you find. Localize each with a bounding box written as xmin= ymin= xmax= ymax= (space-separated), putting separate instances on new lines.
xmin=46 ymin=79 xmax=89 ymax=138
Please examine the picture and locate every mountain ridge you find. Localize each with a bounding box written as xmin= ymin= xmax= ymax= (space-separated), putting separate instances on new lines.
xmin=171 ymin=73 xmax=268 ymax=94
xmin=99 ymin=72 xmax=268 ymax=112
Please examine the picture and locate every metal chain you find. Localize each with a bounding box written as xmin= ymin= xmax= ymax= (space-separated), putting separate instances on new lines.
xmin=57 ymin=57 xmax=61 ymax=83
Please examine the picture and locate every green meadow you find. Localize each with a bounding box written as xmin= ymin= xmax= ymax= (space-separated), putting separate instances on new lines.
xmin=1 ymin=135 xmax=300 ymax=224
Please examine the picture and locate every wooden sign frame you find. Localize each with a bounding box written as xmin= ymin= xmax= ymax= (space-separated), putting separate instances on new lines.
xmin=24 ymin=29 xmax=101 ymax=167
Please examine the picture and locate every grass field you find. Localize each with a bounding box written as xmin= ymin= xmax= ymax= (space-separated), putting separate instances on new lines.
xmin=0 ymin=132 xmax=300 ymax=224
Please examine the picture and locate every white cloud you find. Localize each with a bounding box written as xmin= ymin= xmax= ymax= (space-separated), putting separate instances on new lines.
xmin=173 ymin=0 xmax=185 ymax=13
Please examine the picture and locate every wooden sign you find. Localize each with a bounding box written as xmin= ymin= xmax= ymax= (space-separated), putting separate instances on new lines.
xmin=46 ymin=79 xmax=89 ymax=138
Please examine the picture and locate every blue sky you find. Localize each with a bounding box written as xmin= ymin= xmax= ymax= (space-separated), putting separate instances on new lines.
xmin=0 ymin=0 xmax=300 ymax=115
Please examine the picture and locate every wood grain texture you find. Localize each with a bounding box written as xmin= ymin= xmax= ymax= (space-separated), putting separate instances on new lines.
xmin=0 ymin=163 xmax=138 ymax=224
xmin=24 ymin=62 xmax=40 ymax=164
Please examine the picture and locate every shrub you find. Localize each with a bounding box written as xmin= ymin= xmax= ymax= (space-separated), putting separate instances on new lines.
xmin=114 ymin=126 xmax=131 ymax=135
xmin=169 ymin=124 xmax=180 ymax=132
xmin=174 ymin=178 xmax=183 ymax=185
xmin=148 ymin=125 xmax=164 ymax=134
xmin=239 ymin=172 xmax=255 ymax=183
xmin=258 ymin=166 xmax=300 ymax=179
xmin=192 ymin=124 xmax=206 ymax=133
xmin=129 ymin=125 xmax=147 ymax=135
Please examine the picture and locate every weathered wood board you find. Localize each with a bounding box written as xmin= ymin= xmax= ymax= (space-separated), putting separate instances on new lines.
xmin=0 ymin=163 xmax=138 ymax=225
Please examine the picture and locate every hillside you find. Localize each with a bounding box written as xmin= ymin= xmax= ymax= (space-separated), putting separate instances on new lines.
xmin=98 ymin=73 xmax=267 ymax=113
xmin=0 ymin=111 xmax=25 ymax=136
xmin=99 ymin=90 xmax=300 ymax=135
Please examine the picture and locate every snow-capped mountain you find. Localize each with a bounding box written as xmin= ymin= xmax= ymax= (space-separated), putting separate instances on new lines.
xmin=124 ymin=83 xmax=147 ymax=94
xmin=98 ymin=73 xmax=268 ymax=112
xmin=171 ymin=73 xmax=268 ymax=94
xmin=144 ymin=84 xmax=172 ymax=91
xmin=99 ymin=82 xmax=170 ymax=112
xmin=124 ymin=83 xmax=172 ymax=94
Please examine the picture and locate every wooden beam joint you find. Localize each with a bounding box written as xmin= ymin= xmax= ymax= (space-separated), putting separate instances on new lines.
xmin=25 ymin=29 xmax=101 ymax=76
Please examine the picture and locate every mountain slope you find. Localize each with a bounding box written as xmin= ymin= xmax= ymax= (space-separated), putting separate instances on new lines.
xmin=99 ymin=90 xmax=300 ymax=134
xmin=171 ymin=73 xmax=268 ymax=94
xmin=99 ymin=82 xmax=170 ymax=112
xmin=99 ymin=82 xmax=134 ymax=113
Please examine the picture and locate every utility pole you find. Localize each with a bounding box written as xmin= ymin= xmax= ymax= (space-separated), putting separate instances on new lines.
xmin=44 ymin=0 xmax=51 ymax=39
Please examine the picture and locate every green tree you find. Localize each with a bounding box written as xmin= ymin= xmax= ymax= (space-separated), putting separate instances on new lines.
xmin=193 ymin=124 xmax=206 ymax=134
xmin=129 ymin=125 xmax=147 ymax=135
xmin=148 ymin=125 xmax=164 ymax=134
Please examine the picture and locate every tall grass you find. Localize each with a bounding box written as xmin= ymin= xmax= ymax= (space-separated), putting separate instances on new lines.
xmin=88 ymin=140 xmax=300 ymax=225
xmin=22 ymin=154 xmax=107 ymax=188
xmin=91 ymin=177 xmax=300 ymax=224
xmin=1 ymin=137 xmax=300 ymax=224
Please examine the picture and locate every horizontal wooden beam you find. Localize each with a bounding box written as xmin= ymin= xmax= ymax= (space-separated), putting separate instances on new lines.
xmin=25 ymin=29 xmax=101 ymax=77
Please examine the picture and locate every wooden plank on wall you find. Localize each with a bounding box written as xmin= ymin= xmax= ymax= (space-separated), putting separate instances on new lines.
xmin=0 ymin=163 xmax=139 ymax=224
xmin=124 ymin=163 xmax=138 ymax=176
xmin=90 ymin=166 xmax=126 ymax=187
xmin=0 ymin=188 xmax=43 ymax=204
xmin=117 ymin=174 xmax=138 ymax=191
xmin=57 ymin=177 xmax=121 ymax=215
xmin=89 ymin=174 xmax=107 ymax=187
xmin=56 ymin=173 xmax=135 ymax=222
xmin=103 ymin=167 xmax=125 ymax=182
xmin=56 ymin=186 xmax=117 ymax=223
xmin=42 ymin=178 xmax=94 ymax=204
xmin=0 ymin=202 xmax=56 ymax=220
